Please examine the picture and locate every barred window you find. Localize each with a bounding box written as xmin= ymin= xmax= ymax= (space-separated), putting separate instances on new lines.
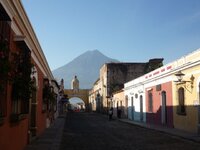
xmin=12 ymin=99 xmax=28 ymax=114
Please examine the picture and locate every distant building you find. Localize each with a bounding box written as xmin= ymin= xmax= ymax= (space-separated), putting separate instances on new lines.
xmin=112 ymin=89 xmax=126 ymax=118
xmin=89 ymin=78 xmax=102 ymax=112
xmin=89 ymin=59 xmax=164 ymax=113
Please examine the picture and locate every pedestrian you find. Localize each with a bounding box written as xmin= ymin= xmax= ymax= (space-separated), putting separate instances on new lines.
xmin=117 ymin=109 xmax=121 ymax=119
xmin=108 ymin=107 xmax=113 ymax=121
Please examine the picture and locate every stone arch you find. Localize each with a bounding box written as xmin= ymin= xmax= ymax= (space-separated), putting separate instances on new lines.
xmin=69 ymin=97 xmax=85 ymax=111
xmin=64 ymin=89 xmax=89 ymax=110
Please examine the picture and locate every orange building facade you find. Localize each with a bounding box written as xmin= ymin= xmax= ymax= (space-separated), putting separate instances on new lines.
xmin=0 ymin=1 xmax=58 ymax=150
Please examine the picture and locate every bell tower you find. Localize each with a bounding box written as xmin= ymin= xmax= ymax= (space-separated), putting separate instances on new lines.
xmin=71 ymin=75 xmax=79 ymax=92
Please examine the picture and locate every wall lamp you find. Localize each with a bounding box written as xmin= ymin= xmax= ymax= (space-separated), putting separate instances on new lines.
xmin=174 ymin=71 xmax=194 ymax=87
xmin=175 ymin=71 xmax=185 ymax=82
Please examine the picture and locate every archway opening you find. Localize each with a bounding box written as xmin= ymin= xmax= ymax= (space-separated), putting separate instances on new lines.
xmin=68 ymin=97 xmax=85 ymax=112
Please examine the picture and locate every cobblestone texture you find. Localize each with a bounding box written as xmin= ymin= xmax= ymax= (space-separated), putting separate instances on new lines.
xmin=60 ymin=112 xmax=200 ymax=150
xmin=25 ymin=116 xmax=65 ymax=150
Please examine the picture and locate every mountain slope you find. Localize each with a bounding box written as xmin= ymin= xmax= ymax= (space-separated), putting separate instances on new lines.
xmin=52 ymin=50 xmax=119 ymax=89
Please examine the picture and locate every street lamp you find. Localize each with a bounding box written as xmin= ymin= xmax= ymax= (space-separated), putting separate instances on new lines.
xmin=175 ymin=71 xmax=195 ymax=88
xmin=175 ymin=71 xmax=185 ymax=82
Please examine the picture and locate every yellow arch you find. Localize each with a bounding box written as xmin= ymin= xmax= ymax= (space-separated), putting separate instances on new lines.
xmin=64 ymin=89 xmax=89 ymax=110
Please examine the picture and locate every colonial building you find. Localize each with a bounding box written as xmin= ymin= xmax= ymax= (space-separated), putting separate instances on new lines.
xmin=89 ymin=78 xmax=102 ymax=112
xmin=124 ymin=60 xmax=178 ymax=127
xmin=98 ymin=59 xmax=163 ymax=113
xmin=143 ymin=65 xmax=174 ymax=127
xmin=0 ymin=1 xmax=59 ymax=150
xmin=172 ymin=49 xmax=200 ymax=134
xmin=125 ymin=76 xmax=147 ymax=122
xmin=124 ymin=48 xmax=200 ymax=134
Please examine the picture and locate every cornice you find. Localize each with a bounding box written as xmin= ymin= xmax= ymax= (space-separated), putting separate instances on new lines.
xmin=125 ymin=59 xmax=200 ymax=91
xmin=0 ymin=0 xmax=14 ymax=20
xmin=5 ymin=0 xmax=53 ymax=79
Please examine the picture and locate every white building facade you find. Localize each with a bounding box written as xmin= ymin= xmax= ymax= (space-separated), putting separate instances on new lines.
xmin=125 ymin=77 xmax=146 ymax=122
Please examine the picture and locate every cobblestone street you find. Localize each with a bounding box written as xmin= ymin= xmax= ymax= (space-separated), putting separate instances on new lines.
xmin=60 ymin=112 xmax=200 ymax=150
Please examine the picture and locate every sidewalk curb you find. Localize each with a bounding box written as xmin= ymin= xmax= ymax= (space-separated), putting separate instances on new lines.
xmin=118 ymin=119 xmax=200 ymax=143
xmin=24 ymin=114 xmax=66 ymax=150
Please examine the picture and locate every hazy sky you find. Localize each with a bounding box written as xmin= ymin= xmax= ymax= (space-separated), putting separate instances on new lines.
xmin=22 ymin=0 xmax=200 ymax=71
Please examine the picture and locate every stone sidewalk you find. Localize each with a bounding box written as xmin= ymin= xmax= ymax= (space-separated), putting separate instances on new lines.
xmin=24 ymin=115 xmax=66 ymax=150
xmin=118 ymin=118 xmax=200 ymax=143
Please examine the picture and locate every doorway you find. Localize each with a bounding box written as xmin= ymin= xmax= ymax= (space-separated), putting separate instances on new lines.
xmin=140 ymin=95 xmax=143 ymax=122
xmin=161 ymin=91 xmax=167 ymax=125
xmin=131 ymin=96 xmax=134 ymax=120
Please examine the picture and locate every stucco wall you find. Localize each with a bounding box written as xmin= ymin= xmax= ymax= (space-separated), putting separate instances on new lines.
xmin=145 ymin=81 xmax=173 ymax=127
xmin=173 ymin=65 xmax=200 ymax=133
xmin=113 ymin=90 xmax=125 ymax=118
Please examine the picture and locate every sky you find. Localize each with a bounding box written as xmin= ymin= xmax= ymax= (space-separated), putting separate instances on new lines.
xmin=22 ymin=0 xmax=200 ymax=71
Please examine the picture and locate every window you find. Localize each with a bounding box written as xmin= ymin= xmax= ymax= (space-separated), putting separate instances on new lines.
xmin=11 ymin=79 xmax=30 ymax=115
xmin=11 ymin=99 xmax=28 ymax=114
xmin=148 ymin=92 xmax=153 ymax=112
xmin=11 ymin=49 xmax=32 ymax=115
xmin=177 ymin=87 xmax=186 ymax=115
xmin=42 ymin=80 xmax=56 ymax=112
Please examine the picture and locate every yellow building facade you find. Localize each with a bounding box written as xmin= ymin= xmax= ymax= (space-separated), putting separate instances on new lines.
xmin=172 ymin=49 xmax=200 ymax=133
xmin=112 ymin=90 xmax=127 ymax=118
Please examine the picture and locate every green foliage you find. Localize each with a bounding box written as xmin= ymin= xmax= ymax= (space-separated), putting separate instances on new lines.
xmin=0 ymin=41 xmax=10 ymax=93
xmin=0 ymin=42 xmax=10 ymax=74
xmin=43 ymin=85 xmax=50 ymax=103
xmin=11 ymin=49 xmax=35 ymax=101
xmin=43 ymin=85 xmax=56 ymax=104
xmin=145 ymin=59 xmax=164 ymax=73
